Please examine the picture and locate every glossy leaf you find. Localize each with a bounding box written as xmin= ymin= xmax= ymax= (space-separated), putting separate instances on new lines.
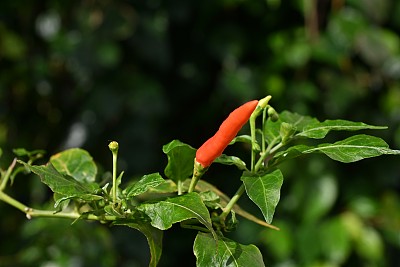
xmin=137 ymin=192 xmax=215 ymax=236
xmin=50 ymin=148 xmax=97 ymax=183
xmin=18 ymin=161 xmax=100 ymax=201
xmin=193 ymin=180 xmax=279 ymax=230
xmin=194 ymin=232 xmax=265 ymax=267
xmin=264 ymin=116 xmax=281 ymax=144
xmin=124 ymin=173 xmax=165 ymax=197
xmin=242 ymin=169 xmax=283 ymax=224
xmin=162 ymin=140 xmax=196 ymax=184
xmin=279 ymin=111 xmax=319 ymax=132
xmin=214 ymin=154 xmax=247 ymax=170
xmin=199 ymin=190 xmax=221 ymax=209
xmin=264 ymin=111 xmax=318 ymax=144
xmin=297 ymin=119 xmax=387 ymax=139
xmin=230 ymin=135 xmax=253 ymax=145
xmin=114 ymin=222 xmax=163 ymax=267
xmin=303 ymin=134 xmax=400 ymax=163
xmin=269 ymin=145 xmax=311 ymax=167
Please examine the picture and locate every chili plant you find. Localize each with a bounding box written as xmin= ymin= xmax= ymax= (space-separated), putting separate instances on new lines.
xmin=1 ymin=95 xmax=399 ymax=266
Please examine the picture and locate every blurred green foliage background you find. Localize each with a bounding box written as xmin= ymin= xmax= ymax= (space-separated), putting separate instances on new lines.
xmin=1 ymin=0 xmax=400 ymax=266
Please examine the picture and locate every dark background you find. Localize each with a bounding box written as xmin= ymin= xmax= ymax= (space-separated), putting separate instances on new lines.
xmin=1 ymin=0 xmax=400 ymax=266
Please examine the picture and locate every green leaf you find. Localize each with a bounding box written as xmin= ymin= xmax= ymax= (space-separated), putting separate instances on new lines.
xmin=280 ymin=122 xmax=296 ymax=144
xmin=230 ymin=135 xmax=252 ymax=145
xmin=103 ymin=205 xmax=122 ymax=217
xmin=199 ymin=190 xmax=221 ymax=210
xmin=269 ymin=145 xmax=311 ymax=167
xmin=162 ymin=140 xmax=196 ymax=184
xmin=50 ymin=148 xmax=97 ymax=183
xmin=297 ymin=119 xmax=387 ymax=139
xmin=231 ymin=135 xmax=262 ymax=152
xmin=279 ymin=111 xmax=319 ymax=132
xmin=53 ymin=193 xmax=70 ymax=211
xmin=193 ymin=180 xmax=279 ymax=230
xmin=114 ymin=222 xmax=163 ymax=267
xmin=124 ymin=173 xmax=165 ymax=197
xmin=54 ymin=194 xmax=103 ymax=210
xmin=194 ymin=232 xmax=265 ymax=267
xmin=264 ymin=111 xmax=318 ymax=144
xmin=303 ymin=134 xmax=400 ymax=163
xmin=18 ymin=161 xmax=100 ymax=202
xmin=214 ymin=154 xmax=248 ymax=171
xmin=145 ymin=179 xmax=178 ymax=194
xmin=264 ymin=117 xmax=281 ymax=144
xmin=242 ymin=169 xmax=283 ymax=224
xmin=137 ymin=192 xmax=214 ymax=232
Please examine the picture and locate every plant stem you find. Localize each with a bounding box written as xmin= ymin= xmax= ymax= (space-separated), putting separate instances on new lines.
xmin=261 ymin=108 xmax=267 ymax=153
xmin=109 ymin=141 xmax=119 ymax=203
xmin=177 ymin=180 xmax=183 ymax=195
xmin=0 ymin=191 xmax=28 ymax=213
xmin=219 ymin=184 xmax=246 ymax=221
xmin=188 ymin=161 xmax=206 ymax=193
xmin=25 ymin=209 xmax=117 ymax=221
xmin=188 ymin=172 xmax=200 ymax=193
xmin=255 ymin=141 xmax=283 ymax=172
xmin=0 ymin=191 xmax=116 ymax=221
xmin=0 ymin=158 xmax=16 ymax=191
xmin=250 ymin=114 xmax=257 ymax=171
xmin=112 ymin=151 xmax=117 ymax=203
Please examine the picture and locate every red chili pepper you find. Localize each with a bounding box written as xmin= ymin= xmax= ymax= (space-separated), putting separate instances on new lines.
xmin=195 ymin=100 xmax=259 ymax=168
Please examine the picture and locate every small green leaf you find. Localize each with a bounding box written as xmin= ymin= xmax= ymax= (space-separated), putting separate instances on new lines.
xmin=194 ymin=232 xmax=265 ymax=267
xmin=54 ymin=194 xmax=102 ymax=210
xmin=230 ymin=135 xmax=261 ymax=151
xmin=137 ymin=192 xmax=213 ymax=230
xmin=50 ymin=148 xmax=97 ymax=183
xmin=114 ymin=222 xmax=163 ymax=267
xmin=264 ymin=117 xmax=281 ymax=144
xmin=242 ymin=169 xmax=283 ymax=224
xmin=18 ymin=161 xmax=100 ymax=200
xmin=124 ymin=173 xmax=165 ymax=197
xmin=193 ymin=180 xmax=279 ymax=230
xmin=297 ymin=119 xmax=387 ymax=139
xmin=303 ymin=134 xmax=400 ymax=163
xmin=230 ymin=135 xmax=252 ymax=145
xmin=199 ymin=190 xmax=221 ymax=209
xmin=145 ymin=179 xmax=178 ymax=194
xmin=104 ymin=205 xmax=124 ymax=217
xmin=162 ymin=140 xmax=196 ymax=184
xmin=137 ymin=192 xmax=217 ymax=241
xmin=264 ymin=111 xmax=318 ymax=144
xmin=214 ymin=154 xmax=248 ymax=171
xmin=269 ymin=145 xmax=311 ymax=167
xmin=280 ymin=122 xmax=296 ymax=144
xmin=279 ymin=111 xmax=319 ymax=132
